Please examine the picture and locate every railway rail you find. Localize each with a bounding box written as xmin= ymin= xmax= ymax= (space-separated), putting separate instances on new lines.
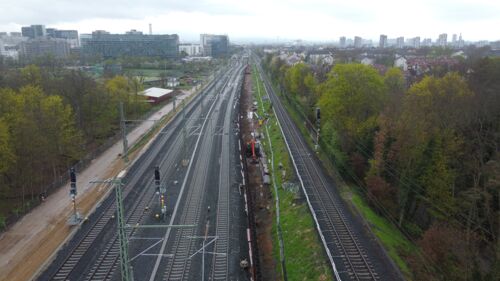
xmin=160 ymin=64 xmax=245 ymax=281
xmin=41 ymin=61 xmax=249 ymax=281
xmin=211 ymin=67 xmax=242 ymax=281
xmin=40 ymin=70 xmax=223 ymax=281
xmin=257 ymin=62 xmax=379 ymax=281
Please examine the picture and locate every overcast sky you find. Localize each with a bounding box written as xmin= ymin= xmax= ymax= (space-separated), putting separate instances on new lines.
xmin=1 ymin=0 xmax=499 ymax=42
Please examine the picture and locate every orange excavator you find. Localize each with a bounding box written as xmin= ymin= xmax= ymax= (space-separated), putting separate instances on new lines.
xmin=246 ymin=138 xmax=261 ymax=163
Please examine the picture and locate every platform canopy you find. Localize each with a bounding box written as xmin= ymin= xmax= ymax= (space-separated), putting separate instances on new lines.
xmin=141 ymin=87 xmax=173 ymax=98
xmin=141 ymin=87 xmax=174 ymax=103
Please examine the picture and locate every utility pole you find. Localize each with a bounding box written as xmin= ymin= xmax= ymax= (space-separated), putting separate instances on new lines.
xmin=202 ymin=220 xmax=209 ymax=281
xmin=90 ymin=171 xmax=196 ymax=281
xmin=114 ymin=170 xmax=132 ymax=281
xmin=120 ymin=102 xmax=129 ymax=163
xmin=68 ymin=167 xmax=81 ymax=225
xmin=119 ymin=101 xmax=157 ymax=163
xmin=92 ymin=171 xmax=133 ymax=281
xmin=315 ymin=107 xmax=320 ymax=152
xmin=182 ymin=100 xmax=189 ymax=166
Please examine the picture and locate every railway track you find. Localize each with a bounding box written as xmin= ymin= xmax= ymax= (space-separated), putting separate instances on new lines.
xmin=41 ymin=73 xmax=221 ymax=281
xmin=83 ymin=179 xmax=157 ymax=281
xmin=51 ymin=197 xmax=115 ymax=281
xmin=160 ymin=64 xmax=244 ymax=281
xmin=82 ymin=96 xmax=208 ymax=281
xmin=211 ymin=68 xmax=242 ymax=281
xmin=258 ymin=63 xmax=379 ymax=281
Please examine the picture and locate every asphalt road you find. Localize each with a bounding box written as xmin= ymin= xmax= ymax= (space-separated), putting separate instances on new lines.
xmin=38 ymin=57 xmax=250 ymax=281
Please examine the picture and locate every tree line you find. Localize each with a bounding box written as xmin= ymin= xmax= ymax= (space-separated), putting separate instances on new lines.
xmin=263 ymin=54 xmax=499 ymax=280
xmin=0 ymin=64 xmax=150 ymax=226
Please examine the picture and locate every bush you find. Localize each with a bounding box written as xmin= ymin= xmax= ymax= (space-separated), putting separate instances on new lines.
xmin=404 ymin=221 xmax=423 ymax=238
xmin=0 ymin=216 xmax=5 ymax=230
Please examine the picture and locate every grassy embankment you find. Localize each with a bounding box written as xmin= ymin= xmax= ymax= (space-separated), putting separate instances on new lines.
xmin=265 ymin=74 xmax=415 ymax=279
xmin=252 ymin=65 xmax=333 ymax=280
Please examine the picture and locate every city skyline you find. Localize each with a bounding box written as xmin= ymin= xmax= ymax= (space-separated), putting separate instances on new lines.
xmin=1 ymin=0 xmax=499 ymax=42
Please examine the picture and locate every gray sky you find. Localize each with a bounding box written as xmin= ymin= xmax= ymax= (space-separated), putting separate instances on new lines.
xmin=1 ymin=0 xmax=499 ymax=42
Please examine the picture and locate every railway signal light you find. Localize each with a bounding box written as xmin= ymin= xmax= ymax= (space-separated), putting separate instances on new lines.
xmin=154 ymin=166 xmax=160 ymax=194
xmin=68 ymin=167 xmax=81 ymax=225
xmin=70 ymin=167 xmax=77 ymax=197
xmin=316 ymin=107 xmax=321 ymax=121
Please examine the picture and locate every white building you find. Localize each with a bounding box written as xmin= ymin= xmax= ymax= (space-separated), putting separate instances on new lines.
xmin=394 ymin=55 xmax=408 ymax=71
xmin=141 ymin=87 xmax=174 ymax=104
xmin=0 ymin=40 xmax=19 ymax=60
xmin=361 ymin=57 xmax=375 ymax=65
xmin=179 ymin=43 xmax=202 ymax=56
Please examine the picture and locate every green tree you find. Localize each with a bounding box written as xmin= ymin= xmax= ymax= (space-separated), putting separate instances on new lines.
xmin=0 ymin=119 xmax=15 ymax=174
xmin=384 ymin=67 xmax=405 ymax=97
xmin=318 ymin=64 xmax=387 ymax=155
xmin=20 ymin=64 xmax=42 ymax=87
xmin=40 ymin=95 xmax=83 ymax=179
xmin=393 ymin=73 xmax=472 ymax=225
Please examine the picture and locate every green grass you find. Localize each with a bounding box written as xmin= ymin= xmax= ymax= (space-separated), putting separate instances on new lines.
xmin=124 ymin=68 xmax=183 ymax=78
xmin=252 ymin=65 xmax=333 ymax=281
xmin=349 ymin=192 xmax=414 ymax=279
xmin=263 ymin=68 xmax=415 ymax=280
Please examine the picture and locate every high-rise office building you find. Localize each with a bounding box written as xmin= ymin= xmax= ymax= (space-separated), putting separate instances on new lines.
xmin=125 ymin=29 xmax=143 ymax=35
xmin=422 ymin=38 xmax=432 ymax=47
xmin=200 ymin=34 xmax=229 ymax=57
xmin=21 ymin=25 xmax=46 ymax=39
xmin=379 ymin=34 xmax=388 ymax=48
xmin=437 ymin=33 xmax=448 ymax=47
xmin=20 ymin=38 xmax=70 ymax=59
xmin=412 ymin=37 xmax=421 ymax=48
xmin=354 ymin=36 xmax=362 ymax=48
xmin=396 ymin=36 xmax=405 ymax=49
xmin=339 ymin=36 xmax=346 ymax=48
xmin=458 ymin=33 xmax=464 ymax=48
xmin=80 ymin=34 xmax=92 ymax=47
xmin=46 ymin=28 xmax=79 ymax=48
xmin=83 ymin=30 xmax=179 ymax=58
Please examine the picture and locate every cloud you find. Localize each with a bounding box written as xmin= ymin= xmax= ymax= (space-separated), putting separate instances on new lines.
xmin=1 ymin=0 xmax=499 ymax=41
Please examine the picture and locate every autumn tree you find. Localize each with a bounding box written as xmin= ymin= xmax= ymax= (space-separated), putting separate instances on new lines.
xmin=317 ymin=64 xmax=386 ymax=169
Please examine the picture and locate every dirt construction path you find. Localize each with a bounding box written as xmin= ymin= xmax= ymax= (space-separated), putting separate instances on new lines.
xmin=240 ymin=66 xmax=278 ymax=281
xmin=0 ymin=87 xmax=200 ymax=281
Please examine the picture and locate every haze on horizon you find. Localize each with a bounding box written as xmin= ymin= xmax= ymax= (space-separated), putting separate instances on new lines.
xmin=1 ymin=0 xmax=499 ymax=42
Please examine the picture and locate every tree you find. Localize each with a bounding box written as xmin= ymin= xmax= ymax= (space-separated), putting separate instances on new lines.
xmin=384 ymin=67 xmax=405 ymax=98
xmin=0 ymin=119 xmax=15 ymax=175
xmin=20 ymin=64 xmax=42 ymax=87
xmin=39 ymin=95 xmax=83 ymax=179
xmin=318 ymin=64 xmax=387 ymax=155
xmin=392 ymin=73 xmax=472 ymax=226
xmin=284 ymin=63 xmax=311 ymax=97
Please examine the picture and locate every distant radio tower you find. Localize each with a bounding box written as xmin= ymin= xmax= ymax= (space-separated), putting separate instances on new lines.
xmin=149 ymin=23 xmax=152 ymax=35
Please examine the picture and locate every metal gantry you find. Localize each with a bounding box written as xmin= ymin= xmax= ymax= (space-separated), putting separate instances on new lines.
xmin=120 ymin=102 xmax=129 ymax=163
xmin=119 ymin=101 xmax=158 ymax=163
xmin=115 ymin=171 xmax=132 ymax=281
xmin=90 ymin=170 xmax=133 ymax=281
